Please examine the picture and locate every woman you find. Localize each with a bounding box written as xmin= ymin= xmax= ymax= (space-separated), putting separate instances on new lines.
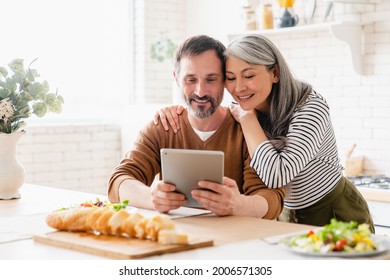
xmin=155 ymin=34 xmax=374 ymax=232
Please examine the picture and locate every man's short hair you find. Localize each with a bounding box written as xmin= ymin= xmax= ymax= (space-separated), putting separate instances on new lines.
xmin=174 ymin=35 xmax=226 ymax=80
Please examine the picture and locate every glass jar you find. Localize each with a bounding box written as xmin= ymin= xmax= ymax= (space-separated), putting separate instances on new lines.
xmin=242 ymin=6 xmax=257 ymax=30
xmin=257 ymin=3 xmax=274 ymax=30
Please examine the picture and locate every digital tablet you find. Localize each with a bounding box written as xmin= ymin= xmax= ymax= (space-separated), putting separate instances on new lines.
xmin=160 ymin=148 xmax=224 ymax=208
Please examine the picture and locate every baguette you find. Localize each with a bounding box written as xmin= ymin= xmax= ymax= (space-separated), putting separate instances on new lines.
xmin=46 ymin=207 xmax=97 ymax=232
xmin=46 ymin=206 xmax=188 ymax=245
xmin=145 ymin=215 xmax=175 ymax=241
xmin=108 ymin=209 xmax=131 ymax=236
xmin=158 ymin=229 xmax=188 ymax=245
xmin=93 ymin=208 xmax=115 ymax=235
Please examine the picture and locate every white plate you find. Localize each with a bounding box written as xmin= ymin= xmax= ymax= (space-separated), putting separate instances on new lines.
xmin=285 ymin=235 xmax=390 ymax=258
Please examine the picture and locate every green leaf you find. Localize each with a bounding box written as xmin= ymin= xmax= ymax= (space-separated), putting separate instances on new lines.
xmin=45 ymin=93 xmax=56 ymax=105
xmin=8 ymin=58 xmax=25 ymax=75
xmin=0 ymin=67 xmax=8 ymax=79
xmin=20 ymin=90 xmax=34 ymax=101
xmin=26 ymin=68 xmax=38 ymax=82
xmin=32 ymin=102 xmax=47 ymax=117
xmin=1 ymin=58 xmax=63 ymax=133
xmin=42 ymin=80 xmax=50 ymax=94
xmin=0 ymin=88 xmax=11 ymax=99
xmin=57 ymin=94 xmax=64 ymax=104
xmin=18 ymin=105 xmax=31 ymax=115
xmin=49 ymin=99 xmax=62 ymax=113
xmin=11 ymin=72 xmax=26 ymax=84
xmin=5 ymin=78 xmax=17 ymax=93
xmin=12 ymin=120 xmax=26 ymax=132
xmin=27 ymin=82 xmax=46 ymax=98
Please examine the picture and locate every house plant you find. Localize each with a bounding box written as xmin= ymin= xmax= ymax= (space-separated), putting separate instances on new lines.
xmin=150 ymin=32 xmax=177 ymax=63
xmin=0 ymin=58 xmax=64 ymax=199
xmin=150 ymin=33 xmax=181 ymax=103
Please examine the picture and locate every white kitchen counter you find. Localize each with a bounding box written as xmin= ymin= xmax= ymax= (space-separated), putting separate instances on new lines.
xmin=358 ymin=187 xmax=390 ymax=203
xmin=357 ymin=187 xmax=390 ymax=229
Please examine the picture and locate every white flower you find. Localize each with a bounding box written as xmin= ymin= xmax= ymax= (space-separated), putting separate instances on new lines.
xmin=0 ymin=98 xmax=15 ymax=124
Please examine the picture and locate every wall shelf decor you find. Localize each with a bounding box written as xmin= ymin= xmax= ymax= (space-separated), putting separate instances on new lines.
xmin=227 ymin=21 xmax=364 ymax=74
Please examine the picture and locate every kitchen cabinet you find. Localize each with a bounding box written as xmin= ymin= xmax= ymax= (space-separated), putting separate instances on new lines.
xmin=357 ymin=187 xmax=390 ymax=234
xmin=228 ymin=21 xmax=363 ymax=74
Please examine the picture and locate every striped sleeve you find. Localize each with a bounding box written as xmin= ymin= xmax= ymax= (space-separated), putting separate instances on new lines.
xmin=250 ymin=93 xmax=331 ymax=189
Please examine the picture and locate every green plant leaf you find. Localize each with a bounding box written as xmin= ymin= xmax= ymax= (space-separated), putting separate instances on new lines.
xmin=150 ymin=33 xmax=177 ymax=63
xmin=18 ymin=105 xmax=31 ymax=115
xmin=26 ymin=68 xmax=38 ymax=82
xmin=20 ymin=90 xmax=33 ymax=101
xmin=11 ymin=72 xmax=26 ymax=84
xmin=1 ymin=58 xmax=64 ymax=133
xmin=45 ymin=93 xmax=56 ymax=105
xmin=27 ymin=82 xmax=46 ymax=99
xmin=44 ymin=93 xmax=63 ymax=113
xmin=57 ymin=95 xmax=64 ymax=104
xmin=0 ymin=88 xmax=11 ymax=99
xmin=5 ymin=78 xmax=17 ymax=93
xmin=8 ymin=58 xmax=25 ymax=75
xmin=49 ymin=99 xmax=63 ymax=113
xmin=42 ymin=80 xmax=50 ymax=94
xmin=32 ymin=102 xmax=47 ymax=117
xmin=0 ymin=67 xmax=8 ymax=79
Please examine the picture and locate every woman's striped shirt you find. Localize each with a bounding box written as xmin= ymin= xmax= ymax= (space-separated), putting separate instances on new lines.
xmin=250 ymin=91 xmax=344 ymax=209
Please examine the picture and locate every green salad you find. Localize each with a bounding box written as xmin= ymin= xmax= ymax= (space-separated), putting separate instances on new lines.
xmin=55 ymin=198 xmax=129 ymax=212
xmin=283 ymin=219 xmax=377 ymax=253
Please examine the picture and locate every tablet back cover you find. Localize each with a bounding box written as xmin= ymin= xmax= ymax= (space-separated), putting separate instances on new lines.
xmin=160 ymin=149 xmax=224 ymax=208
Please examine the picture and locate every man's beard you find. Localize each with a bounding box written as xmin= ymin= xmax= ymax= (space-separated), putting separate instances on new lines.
xmin=183 ymin=94 xmax=222 ymax=119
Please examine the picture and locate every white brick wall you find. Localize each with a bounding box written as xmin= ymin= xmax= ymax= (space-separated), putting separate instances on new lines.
xmin=134 ymin=0 xmax=185 ymax=104
xmin=137 ymin=0 xmax=390 ymax=175
xmin=14 ymin=0 xmax=390 ymax=195
xmin=16 ymin=123 xmax=122 ymax=194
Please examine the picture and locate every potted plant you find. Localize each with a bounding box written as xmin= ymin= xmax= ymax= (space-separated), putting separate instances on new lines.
xmin=150 ymin=33 xmax=177 ymax=63
xmin=0 ymin=58 xmax=64 ymax=199
xmin=150 ymin=33 xmax=181 ymax=103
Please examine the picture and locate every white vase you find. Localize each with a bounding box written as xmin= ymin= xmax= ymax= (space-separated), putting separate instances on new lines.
xmin=0 ymin=131 xmax=25 ymax=199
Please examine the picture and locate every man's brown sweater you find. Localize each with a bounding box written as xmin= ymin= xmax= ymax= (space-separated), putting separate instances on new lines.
xmin=108 ymin=109 xmax=284 ymax=219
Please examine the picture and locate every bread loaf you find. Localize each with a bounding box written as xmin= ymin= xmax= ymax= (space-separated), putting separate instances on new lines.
xmin=46 ymin=206 xmax=188 ymax=245
xmin=158 ymin=229 xmax=188 ymax=245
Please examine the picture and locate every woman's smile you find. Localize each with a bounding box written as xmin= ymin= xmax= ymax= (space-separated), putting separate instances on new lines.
xmin=225 ymin=56 xmax=278 ymax=112
xmin=236 ymin=93 xmax=255 ymax=101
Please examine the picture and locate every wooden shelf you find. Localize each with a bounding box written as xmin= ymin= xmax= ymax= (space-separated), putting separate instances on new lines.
xmin=227 ymin=21 xmax=363 ymax=75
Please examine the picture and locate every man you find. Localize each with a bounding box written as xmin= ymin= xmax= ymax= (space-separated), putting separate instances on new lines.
xmin=107 ymin=35 xmax=284 ymax=219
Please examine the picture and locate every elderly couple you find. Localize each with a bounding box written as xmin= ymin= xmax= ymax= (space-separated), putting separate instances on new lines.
xmin=107 ymin=34 xmax=374 ymax=232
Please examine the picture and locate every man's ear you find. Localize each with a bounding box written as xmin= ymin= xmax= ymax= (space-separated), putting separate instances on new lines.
xmin=273 ymin=64 xmax=280 ymax=83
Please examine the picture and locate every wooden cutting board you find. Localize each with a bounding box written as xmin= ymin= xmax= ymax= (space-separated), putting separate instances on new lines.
xmin=33 ymin=231 xmax=213 ymax=259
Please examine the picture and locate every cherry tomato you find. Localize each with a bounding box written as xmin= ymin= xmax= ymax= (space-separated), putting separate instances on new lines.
xmin=334 ymin=239 xmax=348 ymax=251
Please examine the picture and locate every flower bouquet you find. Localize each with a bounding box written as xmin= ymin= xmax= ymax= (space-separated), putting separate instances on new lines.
xmin=0 ymin=58 xmax=64 ymax=134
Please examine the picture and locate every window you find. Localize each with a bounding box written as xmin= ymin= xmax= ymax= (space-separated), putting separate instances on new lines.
xmin=1 ymin=0 xmax=133 ymax=122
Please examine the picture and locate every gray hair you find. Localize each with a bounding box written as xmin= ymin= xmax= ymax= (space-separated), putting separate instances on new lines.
xmin=225 ymin=34 xmax=312 ymax=148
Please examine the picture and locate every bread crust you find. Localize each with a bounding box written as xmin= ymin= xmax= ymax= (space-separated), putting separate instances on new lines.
xmin=46 ymin=207 xmax=188 ymax=245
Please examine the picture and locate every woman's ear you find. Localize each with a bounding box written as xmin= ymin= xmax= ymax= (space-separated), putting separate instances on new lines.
xmin=272 ymin=64 xmax=280 ymax=83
